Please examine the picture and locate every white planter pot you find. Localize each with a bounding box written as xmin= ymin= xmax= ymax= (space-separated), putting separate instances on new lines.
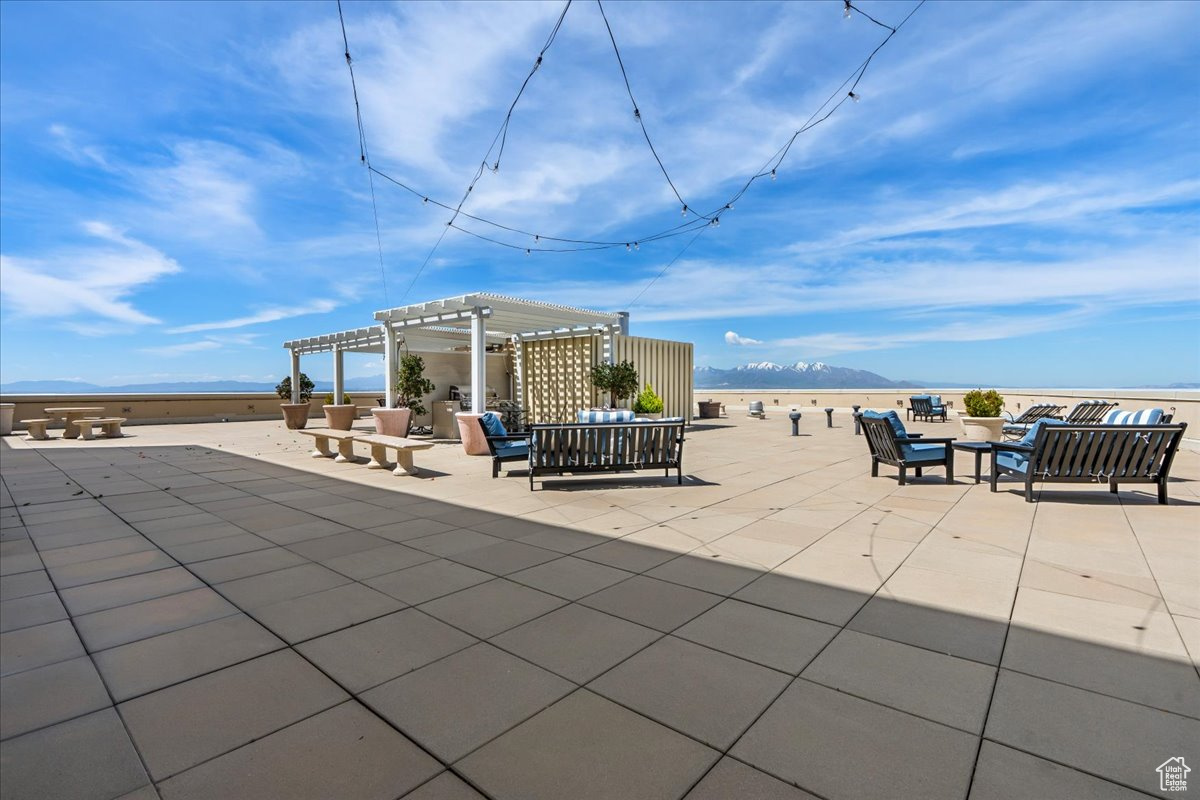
xmin=959 ymin=415 xmax=1005 ymax=442
xmin=0 ymin=403 xmax=14 ymax=436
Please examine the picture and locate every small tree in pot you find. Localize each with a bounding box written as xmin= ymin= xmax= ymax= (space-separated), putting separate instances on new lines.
xmin=276 ymin=373 xmax=314 ymax=429
xmin=960 ymin=388 xmax=1005 ymax=441
xmin=589 ymin=360 xmax=639 ymax=409
xmin=633 ymin=382 xmax=664 ymax=419
xmin=376 ymin=352 xmax=436 ymax=437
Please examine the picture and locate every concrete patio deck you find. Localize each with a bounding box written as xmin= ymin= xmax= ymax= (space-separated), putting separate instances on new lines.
xmin=1 ymin=412 xmax=1197 ymax=799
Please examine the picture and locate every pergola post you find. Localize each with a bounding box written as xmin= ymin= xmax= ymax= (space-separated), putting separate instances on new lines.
xmin=384 ymin=325 xmax=398 ymax=408
xmin=617 ymin=311 xmax=630 ymax=336
xmin=290 ymin=350 xmax=301 ymax=404
xmin=332 ymin=344 xmax=344 ymax=404
xmin=470 ymin=308 xmax=486 ymax=414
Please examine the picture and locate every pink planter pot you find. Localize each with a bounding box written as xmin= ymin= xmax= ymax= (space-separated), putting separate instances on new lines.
xmin=455 ymin=413 xmax=490 ymax=456
xmin=371 ymin=407 xmax=412 ymax=437
xmin=323 ymin=404 xmax=358 ymax=431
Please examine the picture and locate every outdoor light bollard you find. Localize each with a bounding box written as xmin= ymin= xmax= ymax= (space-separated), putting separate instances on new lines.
xmin=825 ymin=408 xmax=834 ymax=428
xmin=789 ymin=411 xmax=801 ymax=436
xmin=853 ymin=410 xmax=863 ymax=436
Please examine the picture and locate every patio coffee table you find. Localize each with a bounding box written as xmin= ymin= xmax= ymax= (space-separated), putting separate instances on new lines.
xmin=952 ymin=441 xmax=993 ymax=484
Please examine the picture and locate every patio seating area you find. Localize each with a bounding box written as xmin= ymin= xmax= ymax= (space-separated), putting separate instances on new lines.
xmin=1 ymin=412 xmax=1197 ymax=799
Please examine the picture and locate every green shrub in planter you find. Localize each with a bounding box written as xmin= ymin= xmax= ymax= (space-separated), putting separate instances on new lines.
xmin=962 ymin=389 xmax=1003 ymax=417
xmin=323 ymin=393 xmax=352 ymax=405
xmin=275 ymin=374 xmax=314 ymax=402
xmin=633 ymin=383 xmax=664 ymax=414
xmin=590 ymin=360 xmax=639 ymax=407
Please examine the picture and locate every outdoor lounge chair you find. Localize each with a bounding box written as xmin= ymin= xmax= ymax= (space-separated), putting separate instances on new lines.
xmin=1061 ymin=399 xmax=1118 ymax=425
xmin=909 ymin=395 xmax=947 ymax=422
xmin=477 ymin=412 xmax=531 ymax=478
xmin=991 ymin=417 xmax=1186 ymax=504
xmin=1001 ymin=403 xmax=1066 ymax=441
xmin=861 ymin=410 xmax=955 ymax=485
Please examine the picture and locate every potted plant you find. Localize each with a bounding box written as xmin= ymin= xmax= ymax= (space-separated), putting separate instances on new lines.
xmin=632 ymin=382 xmax=664 ymax=419
xmin=589 ymin=360 xmax=639 ymax=409
xmin=276 ymin=374 xmax=314 ymax=429
xmin=380 ymin=352 xmax=435 ymax=437
xmin=959 ymin=388 xmax=1005 ymax=441
xmin=322 ymin=392 xmax=356 ymax=430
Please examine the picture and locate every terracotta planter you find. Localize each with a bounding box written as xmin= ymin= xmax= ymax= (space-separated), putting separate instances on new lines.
xmin=455 ymin=413 xmax=491 ymax=456
xmin=697 ymin=401 xmax=721 ymax=419
xmin=959 ymin=415 xmax=1005 ymax=442
xmin=280 ymin=402 xmax=311 ymax=430
xmin=323 ymin=404 xmax=358 ymax=431
xmin=371 ymin=407 xmax=412 ymax=437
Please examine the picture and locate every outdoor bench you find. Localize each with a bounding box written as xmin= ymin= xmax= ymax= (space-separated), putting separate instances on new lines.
xmin=352 ymin=432 xmax=434 ymax=476
xmin=991 ymin=422 xmax=1187 ymax=504
xmin=71 ymin=417 xmax=126 ymax=439
xmin=20 ymin=419 xmax=53 ymax=440
xmin=527 ymin=419 xmax=685 ymax=489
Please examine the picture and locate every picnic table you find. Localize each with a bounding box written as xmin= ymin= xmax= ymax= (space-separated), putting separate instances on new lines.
xmin=43 ymin=407 xmax=105 ymax=439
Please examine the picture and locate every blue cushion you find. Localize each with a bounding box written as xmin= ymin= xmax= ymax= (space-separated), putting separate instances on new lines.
xmin=494 ymin=441 xmax=528 ymax=457
xmin=902 ymin=442 xmax=947 ymax=462
xmin=480 ymin=412 xmax=507 ymax=437
xmin=996 ymin=451 xmax=1028 ymax=474
xmin=862 ymin=410 xmax=908 ymax=439
xmin=1019 ymin=417 xmax=1067 ymax=446
xmin=1103 ymin=408 xmax=1163 ymax=425
xmin=930 ymin=395 xmax=942 ymax=406
xmin=910 ymin=395 xmax=930 ymax=401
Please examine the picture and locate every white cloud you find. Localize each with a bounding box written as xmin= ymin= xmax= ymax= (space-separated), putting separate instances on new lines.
xmin=140 ymin=340 xmax=223 ymax=356
xmin=166 ymin=299 xmax=340 ymax=334
xmin=0 ymin=222 xmax=181 ymax=325
xmin=724 ymin=331 xmax=763 ymax=346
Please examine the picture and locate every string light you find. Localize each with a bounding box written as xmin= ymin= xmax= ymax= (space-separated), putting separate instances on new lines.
xmin=626 ymin=243 xmax=631 ymax=251
xmin=844 ymin=1 xmax=852 ymax=19
xmin=349 ymin=0 xmax=924 ymax=257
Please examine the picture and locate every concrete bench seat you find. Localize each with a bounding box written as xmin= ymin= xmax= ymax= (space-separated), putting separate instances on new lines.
xmin=71 ymin=417 xmax=126 ymax=440
xmin=21 ymin=419 xmax=53 ymax=440
xmin=352 ymin=433 xmax=435 ymax=476
xmin=298 ymin=428 xmax=363 ymax=462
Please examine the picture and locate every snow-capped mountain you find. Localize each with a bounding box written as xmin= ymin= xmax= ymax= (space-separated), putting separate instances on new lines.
xmin=694 ymin=361 xmax=919 ymax=389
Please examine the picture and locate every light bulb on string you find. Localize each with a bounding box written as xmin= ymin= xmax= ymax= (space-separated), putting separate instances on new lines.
xmin=525 ymin=248 xmax=531 ymax=256
xmin=725 ymin=203 xmax=733 ymax=211
xmin=534 ymin=234 xmax=539 ymax=243
xmin=634 ymin=242 xmax=639 ymax=251
xmin=843 ymin=1 xmax=852 ymax=19
xmin=711 ymin=217 xmax=720 ymax=228
xmin=770 ymin=169 xmax=777 ymax=181
xmin=626 ymin=243 xmax=631 ymax=252
xmin=681 ymin=204 xmax=689 ymax=217
xmin=848 ymin=91 xmax=860 ymax=103
xmin=422 ymin=197 xmax=429 ymax=204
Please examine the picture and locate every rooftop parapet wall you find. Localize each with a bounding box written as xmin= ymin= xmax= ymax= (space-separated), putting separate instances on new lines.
xmin=696 ymin=389 xmax=1200 ymax=431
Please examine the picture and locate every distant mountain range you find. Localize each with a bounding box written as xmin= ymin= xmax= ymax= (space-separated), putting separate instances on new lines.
xmin=0 ymin=379 xmax=386 ymax=395
xmin=694 ymin=361 xmax=922 ymax=389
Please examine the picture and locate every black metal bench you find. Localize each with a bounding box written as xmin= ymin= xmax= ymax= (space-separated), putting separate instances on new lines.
xmin=527 ymin=420 xmax=685 ymax=490
xmin=991 ymin=423 xmax=1187 ymax=504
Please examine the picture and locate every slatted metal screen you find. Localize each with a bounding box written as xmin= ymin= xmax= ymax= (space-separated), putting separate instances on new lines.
xmin=610 ymin=335 xmax=694 ymax=422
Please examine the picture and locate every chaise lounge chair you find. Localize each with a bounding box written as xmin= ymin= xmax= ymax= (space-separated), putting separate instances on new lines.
xmin=1061 ymin=399 xmax=1118 ymax=425
xmin=1001 ymin=403 xmax=1066 ymax=441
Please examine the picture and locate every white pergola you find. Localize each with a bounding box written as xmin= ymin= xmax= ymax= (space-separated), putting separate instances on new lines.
xmin=283 ymin=293 xmax=627 ymax=413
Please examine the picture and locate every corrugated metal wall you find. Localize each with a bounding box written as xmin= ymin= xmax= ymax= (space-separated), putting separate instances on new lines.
xmin=611 ymin=335 xmax=694 ymax=421
xmin=521 ymin=333 xmax=694 ymax=423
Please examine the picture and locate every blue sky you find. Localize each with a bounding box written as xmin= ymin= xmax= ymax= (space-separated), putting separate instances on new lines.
xmin=1 ymin=0 xmax=1198 ymax=388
